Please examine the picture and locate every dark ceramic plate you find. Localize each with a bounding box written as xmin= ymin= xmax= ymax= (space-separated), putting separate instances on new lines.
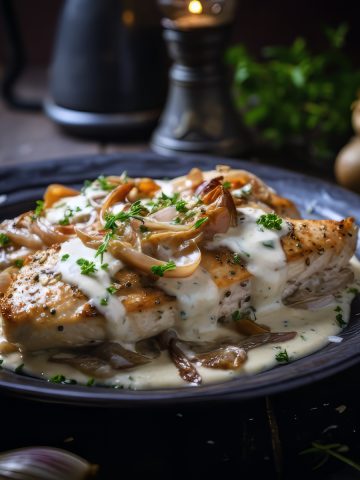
xmin=0 ymin=152 xmax=359 ymax=407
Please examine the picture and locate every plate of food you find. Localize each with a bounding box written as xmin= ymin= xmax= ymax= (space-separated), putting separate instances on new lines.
xmin=0 ymin=153 xmax=359 ymax=406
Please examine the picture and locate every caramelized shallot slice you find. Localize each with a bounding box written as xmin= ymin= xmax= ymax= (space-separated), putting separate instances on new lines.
xmin=237 ymin=331 xmax=297 ymax=351
xmin=51 ymin=342 xmax=151 ymax=378
xmin=195 ymin=346 xmax=247 ymax=369
xmin=235 ymin=318 xmax=270 ymax=336
xmin=1 ymin=220 xmax=43 ymax=249
xmin=50 ymin=353 xmax=114 ymax=378
xmin=30 ymin=218 xmax=72 ymax=246
xmin=44 ymin=184 xmax=79 ymax=208
xmin=99 ymin=183 xmax=134 ymax=226
xmin=93 ymin=342 xmax=151 ymax=369
xmin=158 ymin=330 xmax=202 ymax=385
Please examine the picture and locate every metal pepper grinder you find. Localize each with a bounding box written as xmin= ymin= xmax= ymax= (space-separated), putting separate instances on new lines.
xmin=151 ymin=0 xmax=247 ymax=156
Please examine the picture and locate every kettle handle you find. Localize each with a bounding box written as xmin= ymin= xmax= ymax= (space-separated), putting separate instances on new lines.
xmin=0 ymin=0 xmax=42 ymax=110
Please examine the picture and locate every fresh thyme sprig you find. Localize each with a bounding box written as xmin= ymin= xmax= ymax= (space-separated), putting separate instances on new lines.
xmin=300 ymin=442 xmax=360 ymax=472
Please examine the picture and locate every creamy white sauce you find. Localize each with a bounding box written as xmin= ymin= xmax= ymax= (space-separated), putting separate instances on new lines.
xmin=207 ymin=207 xmax=290 ymax=313
xmin=157 ymin=267 xmax=220 ymax=339
xmin=57 ymin=238 xmax=127 ymax=340
xmin=45 ymin=195 xmax=92 ymax=225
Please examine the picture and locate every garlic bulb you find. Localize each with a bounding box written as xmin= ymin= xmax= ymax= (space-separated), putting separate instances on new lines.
xmin=0 ymin=447 xmax=98 ymax=480
xmin=335 ymin=137 xmax=360 ymax=192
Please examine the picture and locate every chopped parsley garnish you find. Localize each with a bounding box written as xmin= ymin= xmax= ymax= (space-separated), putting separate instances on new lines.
xmin=347 ymin=287 xmax=359 ymax=295
xmin=334 ymin=306 xmax=346 ymax=327
xmin=193 ymin=217 xmax=209 ymax=229
xmin=100 ymin=297 xmax=109 ymax=306
xmin=15 ymin=363 xmax=24 ymax=374
xmin=232 ymin=307 xmax=256 ymax=321
xmin=32 ymin=200 xmax=45 ymax=219
xmin=256 ymin=213 xmax=283 ymax=231
xmin=76 ymin=258 xmax=97 ymax=275
xmin=49 ymin=374 xmax=77 ymax=384
xmin=59 ymin=208 xmax=74 ymax=226
xmin=262 ymin=240 xmax=275 ymax=249
xmin=232 ymin=253 xmax=242 ymax=264
xmin=175 ymin=200 xmax=188 ymax=213
xmin=153 ymin=192 xmax=179 ymax=211
xmin=97 ymin=175 xmax=116 ymax=191
xmin=101 ymin=263 xmax=109 ymax=271
xmin=223 ymin=181 xmax=232 ymax=189
xmin=61 ymin=254 xmax=70 ymax=262
xmin=107 ymin=285 xmax=117 ymax=295
xmin=14 ymin=259 xmax=24 ymax=268
xmin=0 ymin=233 xmax=10 ymax=247
xmin=275 ymin=349 xmax=290 ymax=363
xmin=151 ymin=260 xmax=176 ymax=277
xmin=232 ymin=310 xmax=244 ymax=321
xmin=87 ymin=378 xmax=95 ymax=387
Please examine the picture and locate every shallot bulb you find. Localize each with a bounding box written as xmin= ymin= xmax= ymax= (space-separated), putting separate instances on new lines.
xmin=0 ymin=447 xmax=98 ymax=480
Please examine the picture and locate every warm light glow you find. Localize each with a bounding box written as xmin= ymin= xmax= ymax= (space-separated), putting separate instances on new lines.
xmin=188 ymin=0 xmax=203 ymax=14
xmin=122 ymin=9 xmax=135 ymax=27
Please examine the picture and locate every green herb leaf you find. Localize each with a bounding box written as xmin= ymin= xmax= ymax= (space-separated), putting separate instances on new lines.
xmin=107 ymin=285 xmax=117 ymax=295
xmin=256 ymin=213 xmax=283 ymax=230
xmin=61 ymin=254 xmax=70 ymax=262
xmin=175 ymin=200 xmax=189 ymax=213
xmin=33 ymin=200 xmax=45 ymax=219
xmin=193 ymin=217 xmax=209 ymax=229
xmin=262 ymin=240 xmax=275 ymax=248
xmin=76 ymin=258 xmax=97 ymax=275
xmin=0 ymin=233 xmax=10 ymax=247
xmin=87 ymin=378 xmax=95 ymax=387
xmin=334 ymin=306 xmax=346 ymax=327
xmin=101 ymin=263 xmax=109 ymax=271
xmin=15 ymin=363 xmax=24 ymax=374
xmin=14 ymin=259 xmax=24 ymax=268
xmin=232 ymin=253 xmax=242 ymax=264
xmin=100 ymin=297 xmax=109 ymax=306
xmin=97 ymin=175 xmax=116 ymax=191
xmin=275 ymin=349 xmax=290 ymax=363
xmin=223 ymin=181 xmax=232 ymax=189
xmin=59 ymin=208 xmax=74 ymax=226
xmin=151 ymin=260 xmax=176 ymax=277
xmin=95 ymin=232 xmax=113 ymax=263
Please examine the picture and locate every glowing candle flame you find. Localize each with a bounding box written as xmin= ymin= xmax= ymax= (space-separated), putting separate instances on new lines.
xmin=188 ymin=0 xmax=203 ymax=14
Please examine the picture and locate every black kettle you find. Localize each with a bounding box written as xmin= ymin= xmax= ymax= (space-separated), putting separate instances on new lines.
xmin=1 ymin=0 xmax=166 ymax=137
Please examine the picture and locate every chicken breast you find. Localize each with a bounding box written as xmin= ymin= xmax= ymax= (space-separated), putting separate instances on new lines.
xmin=1 ymin=246 xmax=177 ymax=351
xmin=0 ymin=217 xmax=356 ymax=351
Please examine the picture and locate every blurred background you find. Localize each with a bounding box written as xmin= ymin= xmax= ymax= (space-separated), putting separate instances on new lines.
xmin=1 ymin=0 xmax=360 ymax=184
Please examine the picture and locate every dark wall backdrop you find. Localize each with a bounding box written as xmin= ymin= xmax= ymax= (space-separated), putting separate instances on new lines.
xmin=0 ymin=0 xmax=359 ymax=68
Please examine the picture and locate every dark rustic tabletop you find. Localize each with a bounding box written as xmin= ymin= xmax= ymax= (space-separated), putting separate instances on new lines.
xmin=0 ymin=71 xmax=359 ymax=480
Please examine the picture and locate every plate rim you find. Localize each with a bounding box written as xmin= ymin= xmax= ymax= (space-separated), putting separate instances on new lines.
xmin=1 ymin=152 xmax=360 ymax=406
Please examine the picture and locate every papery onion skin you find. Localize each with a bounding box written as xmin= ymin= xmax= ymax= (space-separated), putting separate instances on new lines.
xmin=0 ymin=447 xmax=98 ymax=480
xmin=44 ymin=184 xmax=80 ymax=208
